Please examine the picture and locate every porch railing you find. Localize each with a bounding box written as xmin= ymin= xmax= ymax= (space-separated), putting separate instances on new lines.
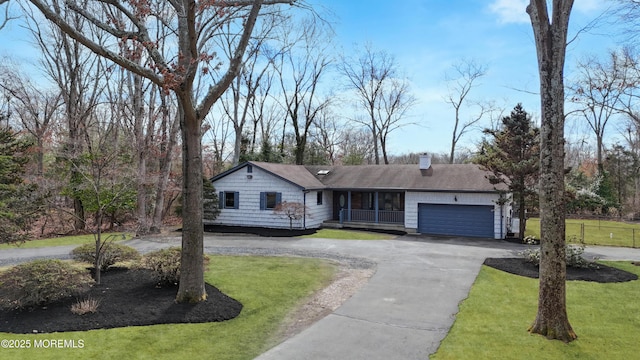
xmin=345 ymin=209 xmax=404 ymax=224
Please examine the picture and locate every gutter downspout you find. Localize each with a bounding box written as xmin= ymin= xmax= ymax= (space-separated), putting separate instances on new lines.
xmin=500 ymin=203 xmax=504 ymax=239
xmin=303 ymin=191 xmax=307 ymax=229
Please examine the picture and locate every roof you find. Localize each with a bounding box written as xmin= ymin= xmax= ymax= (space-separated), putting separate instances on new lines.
xmin=306 ymin=164 xmax=506 ymax=192
xmin=211 ymin=161 xmax=325 ymax=190
xmin=213 ymin=161 xmax=506 ymax=193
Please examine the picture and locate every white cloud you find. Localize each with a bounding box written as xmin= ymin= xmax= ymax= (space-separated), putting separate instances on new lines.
xmin=488 ymin=0 xmax=529 ymax=25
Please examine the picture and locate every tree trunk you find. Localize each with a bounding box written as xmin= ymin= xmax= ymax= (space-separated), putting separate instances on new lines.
xmin=449 ymin=107 xmax=460 ymax=164
xmin=371 ymin=119 xmax=380 ymax=165
xmin=136 ymin=155 xmax=148 ymax=235
xmin=518 ymin=191 xmax=526 ymax=240
xmin=527 ymin=0 xmax=577 ymax=342
xmin=295 ymin=135 xmax=306 ymax=165
xmin=232 ymin=123 xmax=242 ymax=165
xmin=150 ymin=97 xmax=179 ymax=234
xmin=596 ymin=134 xmax=604 ymax=172
xmin=175 ymin=99 xmax=206 ymax=303
xmin=94 ymin=213 xmax=103 ymax=285
xmin=133 ymin=72 xmax=149 ymax=236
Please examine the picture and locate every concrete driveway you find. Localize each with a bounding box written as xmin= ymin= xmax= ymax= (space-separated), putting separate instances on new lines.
xmin=2 ymin=234 xmax=640 ymax=359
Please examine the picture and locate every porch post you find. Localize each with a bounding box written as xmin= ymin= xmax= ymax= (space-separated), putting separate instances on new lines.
xmin=374 ymin=192 xmax=379 ymax=223
xmin=347 ymin=191 xmax=352 ymax=222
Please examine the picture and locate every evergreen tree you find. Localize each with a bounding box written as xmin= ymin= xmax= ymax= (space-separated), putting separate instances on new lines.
xmin=176 ymin=177 xmax=219 ymax=221
xmin=474 ymin=104 xmax=540 ymax=239
xmin=0 ymin=126 xmax=42 ymax=243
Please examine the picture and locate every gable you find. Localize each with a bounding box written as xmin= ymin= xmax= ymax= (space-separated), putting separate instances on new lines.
xmin=211 ymin=161 xmax=325 ymax=190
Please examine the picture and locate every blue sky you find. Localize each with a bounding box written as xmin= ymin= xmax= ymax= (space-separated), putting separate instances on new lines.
xmin=313 ymin=0 xmax=624 ymax=156
xmin=0 ymin=1 xmax=626 ymax=157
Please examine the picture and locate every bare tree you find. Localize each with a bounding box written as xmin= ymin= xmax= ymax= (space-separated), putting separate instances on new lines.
xmin=613 ymin=0 xmax=640 ymax=40
xmin=217 ymin=13 xmax=283 ymax=165
xmin=0 ymin=0 xmax=17 ymax=31
xmin=444 ymin=59 xmax=490 ymax=164
xmin=527 ymin=0 xmax=577 ymax=342
xmin=339 ymin=45 xmax=414 ymax=165
xmin=376 ymin=78 xmax=416 ymax=164
xmin=25 ymin=0 xmax=296 ymax=303
xmin=568 ymin=51 xmax=633 ymax=169
xmin=339 ymin=127 xmax=375 ymax=165
xmin=311 ymin=107 xmax=343 ymax=165
xmin=273 ymin=17 xmax=333 ymax=165
xmin=0 ymin=63 xmax=62 ymax=176
xmin=24 ymin=6 xmax=107 ymax=232
xmin=149 ymin=92 xmax=180 ymax=234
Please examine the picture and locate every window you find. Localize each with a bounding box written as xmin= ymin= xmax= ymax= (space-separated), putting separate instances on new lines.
xmin=219 ymin=191 xmax=239 ymax=209
xmin=260 ymin=192 xmax=281 ymax=210
xmin=247 ymin=164 xmax=253 ymax=173
xmin=317 ymin=191 xmax=323 ymax=205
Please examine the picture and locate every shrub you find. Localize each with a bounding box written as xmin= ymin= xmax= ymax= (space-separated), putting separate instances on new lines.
xmin=71 ymin=242 xmax=140 ymax=271
xmin=523 ymin=235 xmax=539 ymax=245
xmin=71 ymin=297 xmax=100 ymax=315
xmin=519 ymin=242 xmax=597 ymax=269
xmin=0 ymin=259 xmax=94 ymax=310
xmin=521 ymin=247 xmax=540 ymax=265
xmin=141 ymin=247 xmax=210 ymax=286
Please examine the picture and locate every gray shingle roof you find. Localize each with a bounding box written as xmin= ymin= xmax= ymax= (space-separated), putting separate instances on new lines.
xmin=213 ymin=161 xmax=505 ymax=193
xmin=249 ymin=162 xmax=326 ymax=189
xmin=305 ymin=164 xmax=505 ymax=192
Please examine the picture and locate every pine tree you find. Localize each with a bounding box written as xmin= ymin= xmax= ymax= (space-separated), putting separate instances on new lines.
xmin=474 ymin=104 xmax=540 ymax=239
xmin=0 ymin=126 xmax=42 ymax=243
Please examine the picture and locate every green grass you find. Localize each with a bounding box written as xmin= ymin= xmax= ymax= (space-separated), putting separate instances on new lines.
xmin=0 ymin=233 xmax=132 ymax=250
xmin=300 ymin=228 xmax=395 ymax=240
xmin=433 ymin=261 xmax=640 ymax=360
xmin=0 ymin=255 xmax=335 ymax=360
xmin=525 ymin=218 xmax=640 ymax=247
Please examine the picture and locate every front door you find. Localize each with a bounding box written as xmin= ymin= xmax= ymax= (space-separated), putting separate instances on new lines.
xmin=333 ymin=191 xmax=348 ymax=220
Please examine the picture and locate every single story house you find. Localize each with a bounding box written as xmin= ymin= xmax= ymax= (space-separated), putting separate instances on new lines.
xmin=208 ymin=154 xmax=512 ymax=239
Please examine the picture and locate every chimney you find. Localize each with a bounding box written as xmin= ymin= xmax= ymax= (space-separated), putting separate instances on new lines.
xmin=419 ymin=153 xmax=432 ymax=170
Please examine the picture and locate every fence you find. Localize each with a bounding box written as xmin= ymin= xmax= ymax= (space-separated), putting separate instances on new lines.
xmin=527 ymin=218 xmax=640 ymax=248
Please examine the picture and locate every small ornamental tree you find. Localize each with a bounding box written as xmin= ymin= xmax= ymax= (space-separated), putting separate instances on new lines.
xmin=273 ymin=201 xmax=307 ymax=230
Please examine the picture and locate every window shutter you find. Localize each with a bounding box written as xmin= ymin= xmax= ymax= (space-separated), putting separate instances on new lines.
xmin=219 ymin=192 xmax=224 ymax=209
xmin=260 ymin=192 xmax=266 ymax=210
xmin=276 ymin=192 xmax=282 ymax=205
xmin=234 ymin=192 xmax=239 ymax=209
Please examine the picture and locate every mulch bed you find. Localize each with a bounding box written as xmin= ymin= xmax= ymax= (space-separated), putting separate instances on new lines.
xmin=484 ymin=257 xmax=638 ymax=283
xmin=0 ymin=268 xmax=243 ymax=334
xmin=203 ymin=225 xmax=316 ymax=237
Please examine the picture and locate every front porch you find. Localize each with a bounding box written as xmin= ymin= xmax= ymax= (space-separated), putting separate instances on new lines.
xmin=331 ymin=190 xmax=405 ymax=228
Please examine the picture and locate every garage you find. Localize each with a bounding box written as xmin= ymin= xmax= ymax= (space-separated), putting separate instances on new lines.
xmin=417 ymin=203 xmax=494 ymax=238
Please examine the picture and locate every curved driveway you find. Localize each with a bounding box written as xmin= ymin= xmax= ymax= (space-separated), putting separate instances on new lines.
xmin=2 ymin=234 xmax=640 ymax=359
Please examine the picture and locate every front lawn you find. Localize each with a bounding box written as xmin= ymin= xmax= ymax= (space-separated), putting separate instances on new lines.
xmin=0 ymin=233 xmax=132 ymax=250
xmin=525 ymin=218 xmax=640 ymax=247
xmin=0 ymin=255 xmax=335 ymax=360
xmin=301 ymin=228 xmax=395 ymax=240
xmin=432 ymin=261 xmax=640 ymax=360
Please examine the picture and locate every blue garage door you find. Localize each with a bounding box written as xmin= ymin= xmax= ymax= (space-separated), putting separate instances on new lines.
xmin=418 ymin=204 xmax=494 ymax=238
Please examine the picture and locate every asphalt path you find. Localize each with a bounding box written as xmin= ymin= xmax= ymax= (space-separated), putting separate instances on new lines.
xmin=2 ymin=234 xmax=640 ymax=359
